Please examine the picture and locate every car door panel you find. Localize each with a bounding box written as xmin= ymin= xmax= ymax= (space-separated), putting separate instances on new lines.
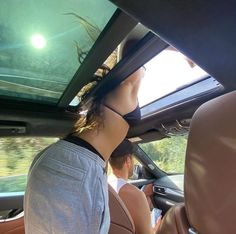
xmin=0 ymin=193 xmax=24 ymax=212
xmin=153 ymin=175 xmax=184 ymax=214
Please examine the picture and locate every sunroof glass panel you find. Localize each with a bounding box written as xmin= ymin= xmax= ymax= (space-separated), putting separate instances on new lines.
xmin=0 ymin=0 xmax=116 ymax=104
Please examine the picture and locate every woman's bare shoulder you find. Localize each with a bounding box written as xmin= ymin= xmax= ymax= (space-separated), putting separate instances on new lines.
xmin=120 ymin=183 xmax=146 ymax=202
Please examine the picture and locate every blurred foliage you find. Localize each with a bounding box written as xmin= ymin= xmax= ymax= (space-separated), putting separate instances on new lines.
xmin=0 ymin=136 xmax=187 ymax=193
xmin=0 ymin=175 xmax=27 ymax=193
xmin=139 ymin=135 xmax=187 ymax=174
xmin=0 ymin=137 xmax=58 ymax=192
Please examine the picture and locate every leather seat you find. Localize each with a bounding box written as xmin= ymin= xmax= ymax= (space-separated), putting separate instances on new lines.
xmin=108 ymin=185 xmax=135 ymax=234
xmin=158 ymin=91 xmax=236 ymax=234
xmin=0 ymin=215 xmax=24 ymax=234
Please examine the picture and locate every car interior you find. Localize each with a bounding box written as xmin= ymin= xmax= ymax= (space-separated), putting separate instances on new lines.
xmin=1 ymin=0 xmax=236 ymax=234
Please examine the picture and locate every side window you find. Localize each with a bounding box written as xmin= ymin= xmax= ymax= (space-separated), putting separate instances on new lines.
xmin=0 ymin=137 xmax=58 ymax=193
xmin=129 ymin=156 xmax=142 ymax=180
xmin=139 ymin=135 xmax=187 ymax=174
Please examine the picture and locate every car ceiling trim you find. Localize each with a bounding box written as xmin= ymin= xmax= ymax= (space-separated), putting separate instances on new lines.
xmin=58 ymin=9 xmax=138 ymax=108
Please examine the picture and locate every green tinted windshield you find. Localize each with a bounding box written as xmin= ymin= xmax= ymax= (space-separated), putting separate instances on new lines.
xmin=0 ymin=0 xmax=116 ymax=104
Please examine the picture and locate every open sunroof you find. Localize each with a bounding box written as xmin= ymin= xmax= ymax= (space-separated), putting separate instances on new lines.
xmin=138 ymin=47 xmax=209 ymax=107
xmin=0 ymin=0 xmax=116 ymax=104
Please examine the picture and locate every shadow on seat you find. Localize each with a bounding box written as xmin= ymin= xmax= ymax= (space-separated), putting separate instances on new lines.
xmin=158 ymin=91 xmax=236 ymax=234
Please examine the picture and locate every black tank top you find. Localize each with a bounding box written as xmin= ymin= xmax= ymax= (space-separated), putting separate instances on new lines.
xmin=64 ymin=135 xmax=104 ymax=161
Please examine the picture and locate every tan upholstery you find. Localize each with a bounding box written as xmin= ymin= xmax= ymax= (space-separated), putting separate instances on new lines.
xmin=157 ymin=204 xmax=189 ymax=234
xmin=185 ymin=91 xmax=236 ymax=233
xmin=108 ymin=185 xmax=135 ymax=234
xmin=0 ymin=216 xmax=24 ymax=234
xmin=158 ymin=91 xmax=236 ymax=234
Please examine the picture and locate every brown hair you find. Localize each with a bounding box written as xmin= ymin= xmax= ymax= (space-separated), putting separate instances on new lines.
xmin=109 ymin=154 xmax=132 ymax=170
xmin=73 ymin=49 xmax=118 ymax=134
xmin=74 ymin=96 xmax=105 ymax=133
xmin=109 ymin=139 xmax=134 ymax=170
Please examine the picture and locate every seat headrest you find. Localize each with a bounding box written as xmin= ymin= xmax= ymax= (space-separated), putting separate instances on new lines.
xmin=184 ymin=91 xmax=236 ymax=234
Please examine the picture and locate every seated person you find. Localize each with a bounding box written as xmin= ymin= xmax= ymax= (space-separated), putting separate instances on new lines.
xmin=108 ymin=139 xmax=161 ymax=234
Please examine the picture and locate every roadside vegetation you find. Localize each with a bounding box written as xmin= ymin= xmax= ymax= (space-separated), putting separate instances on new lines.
xmin=0 ymin=138 xmax=58 ymax=192
xmin=139 ymin=135 xmax=187 ymax=174
xmin=0 ymin=136 xmax=187 ymax=192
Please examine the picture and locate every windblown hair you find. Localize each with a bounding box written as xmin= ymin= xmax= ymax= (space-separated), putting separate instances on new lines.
xmin=64 ymin=12 xmax=123 ymax=133
xmin=73 ymin=50 xmax=117 ymax=133
xmin=65 ymin=12 xmax=118 ymax=134
xmin=74 ymin=96 xmax=105 ymax=133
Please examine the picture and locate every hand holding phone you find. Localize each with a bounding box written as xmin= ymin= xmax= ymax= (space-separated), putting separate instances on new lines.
xmin=151 ymin=208 xmax=162 ymax=228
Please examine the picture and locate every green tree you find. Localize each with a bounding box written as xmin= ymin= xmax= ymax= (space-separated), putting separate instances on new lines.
xmin=0 ymin=137 xmax=58 ymax=192
xmin=0 ymin=137 xmax=58 ymax=176
xmin=140 ymin=135 xmax=187 ymax=174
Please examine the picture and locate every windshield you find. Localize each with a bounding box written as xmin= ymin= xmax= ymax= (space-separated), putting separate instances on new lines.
xmin=0 ymin=0 xmax=116 ymax=104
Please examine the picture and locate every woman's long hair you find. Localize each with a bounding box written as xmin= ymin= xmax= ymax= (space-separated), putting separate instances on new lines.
xmin=65 ymin=12 xmax=117 ymax=133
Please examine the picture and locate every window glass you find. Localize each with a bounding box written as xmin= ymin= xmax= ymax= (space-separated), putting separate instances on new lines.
xmin=139 ymin=136 xmax=187 ymax=174
xmin=0 ymin=0 xmax=116 ymax=104
xmin=0 ymin=137 xmax=58 ymax=193
xmin=138 ymin=47 xmax=209 ymax=107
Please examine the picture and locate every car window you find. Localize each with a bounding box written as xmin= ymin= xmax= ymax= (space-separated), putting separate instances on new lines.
xmin=0 ymin=0 xmax=116 ymax=104
xmin=139 ymin=135 xmax=187 ymax=174
xmin=0 ymin=137 xmax=58 ymax=193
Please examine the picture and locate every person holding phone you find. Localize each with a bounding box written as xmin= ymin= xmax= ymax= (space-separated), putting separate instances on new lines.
xmin=108 ymin=139 xmax=161 ymax=234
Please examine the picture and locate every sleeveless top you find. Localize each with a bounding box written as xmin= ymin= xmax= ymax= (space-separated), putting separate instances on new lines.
xmin=108 ymin=176 xmax=127 ymax=193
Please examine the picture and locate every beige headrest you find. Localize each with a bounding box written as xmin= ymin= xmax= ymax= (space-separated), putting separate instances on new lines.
xmin=184 ymin=91 xmax=236 ymax=234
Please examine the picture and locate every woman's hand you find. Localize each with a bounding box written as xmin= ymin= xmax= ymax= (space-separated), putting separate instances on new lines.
xmin=141 ymin=184 xmax=154 ymax=210
xmin=142 ymin=183 xmax=154 ymax=197
xmin=153 ymin=216 xmax=162 ymax=234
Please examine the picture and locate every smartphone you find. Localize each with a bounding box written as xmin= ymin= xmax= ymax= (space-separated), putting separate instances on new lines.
xmin=151 ymin=208 xmax=162 ymax=228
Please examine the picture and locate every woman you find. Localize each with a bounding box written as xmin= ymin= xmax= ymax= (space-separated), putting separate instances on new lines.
xmin=24 ymin=65 xmax=145 ymax=234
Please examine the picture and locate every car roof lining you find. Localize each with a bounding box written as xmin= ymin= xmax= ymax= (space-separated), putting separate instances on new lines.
xmin=110 ymin=0 xmax=236 ymax=90
xmin=0 ymin=109 xmax=77 ymax=137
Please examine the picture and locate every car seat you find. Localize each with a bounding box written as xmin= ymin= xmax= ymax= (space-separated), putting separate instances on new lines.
xmin=157 ymin=91 xmax=236 ymax=234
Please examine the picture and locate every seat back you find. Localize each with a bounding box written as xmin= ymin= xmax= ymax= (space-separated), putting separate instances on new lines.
xmin=158 ymin=91 xmax=236 ymax=234
xmin=157 ymin=204 xmax=189 ymax=234
xmin=0 ymin=215 xmax=24 ymax=234
xmin=108 ymin=185 xmax=135 ymax=234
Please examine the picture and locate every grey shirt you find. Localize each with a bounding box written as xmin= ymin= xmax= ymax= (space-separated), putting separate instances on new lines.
xmin=24 ymin=140 xmax=110 ymax=234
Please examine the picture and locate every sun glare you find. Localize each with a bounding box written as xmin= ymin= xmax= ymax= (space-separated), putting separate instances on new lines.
xmin=31 ymin=34 xmax=46 ymax=49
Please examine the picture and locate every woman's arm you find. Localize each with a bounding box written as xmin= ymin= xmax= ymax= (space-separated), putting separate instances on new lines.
xmin=119 ymin=184 xmax=155 ymax=234
xmin=78 ymin=68 xmax=144 ymax=161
